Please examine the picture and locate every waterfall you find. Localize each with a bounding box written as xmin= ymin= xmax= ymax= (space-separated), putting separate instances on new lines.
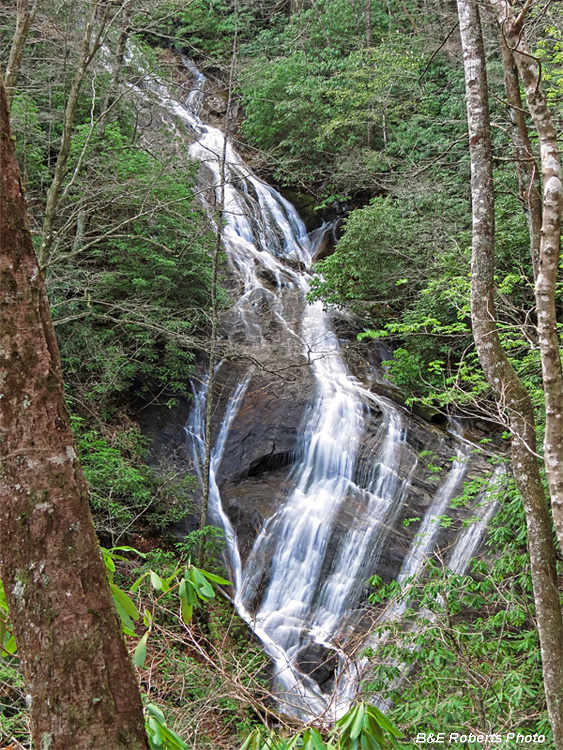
xmin=447 ymin=465 xmax=504 ymax=575
xmin=398 ymin=440 xmax=469 ymax=585
xmin=184 ymin=373 xmax=252 ymax=593
xmin=145 ymin=59 xmax=497 ymax=719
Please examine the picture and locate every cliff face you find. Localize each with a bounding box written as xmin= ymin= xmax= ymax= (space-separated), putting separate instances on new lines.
xmin=140 ymin=320 xmax=495 ymax=703
xmin=141 ymin=317 xmax=494 ymax=587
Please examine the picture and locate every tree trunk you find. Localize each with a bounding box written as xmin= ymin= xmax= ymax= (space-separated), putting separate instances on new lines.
xmin=0 ymin=74 xmax=148 ymax=750
xmin=97 ymin=5 xmax=132 ymax=140
xmin=455 ymin=0 xmax=563 ymax=745
xmin=38 ymin=0 xmax=112 ymax=269
xmin=492 ymin=0 xmax=563 ymax=581
xmin=364 ymin=0 xmax=372 ymax=47
xmin=4 ymin=0 xmax=42 ymax=106
xmin=497 ymin=33 xmax=542 ymax=279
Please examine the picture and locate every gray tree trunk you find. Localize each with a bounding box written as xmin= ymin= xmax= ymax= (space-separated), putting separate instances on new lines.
xmin=492 ymin=0 xmax=563 ymax=581
xmin=4 ymin=0 xmax=42 ymax=106
xmin=455 ymin=0 xmax=563 ymax=745
xmin=497 ymin=33 xmax=542 ymax=279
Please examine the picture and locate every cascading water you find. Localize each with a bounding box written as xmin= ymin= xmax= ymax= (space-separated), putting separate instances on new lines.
xmin=398 ymin=439 xmax=469 ymax=585
xmin=447 ymin=465 xmax=504 ymax=575
xmin=184 ymin=373 xmax=252 ymax=593
xmin=145 ymin=59 xmax=497 ymax=719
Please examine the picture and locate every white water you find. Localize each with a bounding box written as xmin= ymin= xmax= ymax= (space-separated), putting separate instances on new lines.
xmin=447 ymin=466 xmax=504 ymax=575
xmin=184 ymin=373 xmax=252 ymax=593
xmin=145 ymin=61 xmax=497 ymax=719
xmin=399 ymin=443 xmax=469 ymax=583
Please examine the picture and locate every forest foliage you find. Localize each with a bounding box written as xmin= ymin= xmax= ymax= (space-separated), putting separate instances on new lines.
xmin=1 ymin=0 xmax=563 ymax=748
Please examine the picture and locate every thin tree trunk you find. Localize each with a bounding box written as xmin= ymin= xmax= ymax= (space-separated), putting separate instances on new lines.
xmin=199 ymin=4 xmax=239 ymax=567
xmin=497 ymin=33 xmax=542 ymax=279
xmin=492 ymin=0 xmax=563 ymax=580
xmin=4 ymin=0 xmax=42 ymax=107
xmin=455 ymin=1 xmax=563 ymax=745
xmin=0 ymin=74 xmax=148 ymax=750
xmin=38 ymin=0 xmax=112 ymax=269
xmin=364 ymin=0 xmax=372 ymax=47
xmin=72 ymin=207 xmax=88 ymax=254
xmin=69 ymin=5 xmax=132 ymax=261
xmin=97 ymin=5 xmax=131 ymax=140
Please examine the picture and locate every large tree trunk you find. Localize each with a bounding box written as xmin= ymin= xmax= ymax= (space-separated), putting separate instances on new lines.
xmin=455 ymin=0 xmax=563 ymax=745
xmin=0 ymin=75 xmax=148 ymax=750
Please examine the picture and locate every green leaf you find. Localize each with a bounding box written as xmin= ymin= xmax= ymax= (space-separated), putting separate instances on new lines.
xmin=131 ymin=571 xmax=149 ymax=593
xmin=283 ymin=735 xmax=301 ymax=750
xmin=200 ymin=569 xmax=231 ymax=585
xmin=134 ymin=631 xmax=149 ymax=667
xmin=143 ymin=608 xmax=153 ymax=629
xmin=111 ymin=545 xmax=146 ymax=558
xmin=336 ymin=709 xmax=356 ymax=733
xmin=190 ymin=566 xmax=215 ymax=599
xmin=148 ymin=716 xmax=163 ymax=747
xmin=110 ymin=582 xmax=140 ymax=622
xmin=147 ymin=703 xmax=166 ymax=722
xmin=113 ymin=597 xmax=135 ymax=634
xmin=350 ymin=704 xmax=366 ymax=739
xmin=150 ymin=570 xmax=164 ymax=591
xmin=367 ymin=705 xmax=402 ymax=737
xmin=184 ymin=579 xmax=198 ymax=602
xmin=180 ymin=598 xmax=193 ymax=624
xmin=309 ymin=728 xmax=327 ymax=750
xmin=160 ymin=724 xmax=189 ymax=750
xmin=1 ymin=634 xmax=17 ymax=656
xmin=365 ymin=715 xmax=385 ymax=745
xmin=101 ymin=547 xmax=116 ymax=573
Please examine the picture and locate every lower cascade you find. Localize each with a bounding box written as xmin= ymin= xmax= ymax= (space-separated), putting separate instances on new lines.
xmin=151 ymin=60 xmax=497 ymax=719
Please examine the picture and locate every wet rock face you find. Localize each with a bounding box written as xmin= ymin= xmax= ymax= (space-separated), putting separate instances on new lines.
xmin=139 ymin=291 xmax=494 ymax=598
xmin=140 ymin=342 xmax=495 ymax=698
xmin=140 ymin=369 xmax=493 ymax=605
xmin=214 ymin=372 xmax=312 ymax=486
xmin=295 ymin=643 xmax=338 ymax=688
xmin=215 ymin=378 xmax=492 ymax=580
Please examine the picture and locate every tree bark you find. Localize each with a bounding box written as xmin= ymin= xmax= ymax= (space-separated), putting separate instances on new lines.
xmin=364 ymin=0 xmax=372 ymax=47
xmin=4 ymin=0 xmax=42 ymax=107
xmin=492 ymin=0 xmax=563 ymax=584
xmin=0 ymin=74 xmax=148 ymax=750
xmin=497 ymin=32 xmax=542 ymax=279
xmin=97 ymin=5 xmax=132 ymax=140
xmin=455 ymin=0 xmax=563 ymax=745
xmin=38 ymin=0 xmax=113 ymax=269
